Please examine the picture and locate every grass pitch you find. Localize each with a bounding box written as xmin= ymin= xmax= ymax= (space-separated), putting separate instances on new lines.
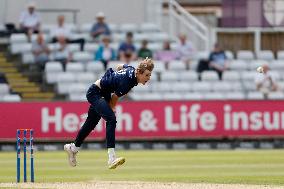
xmin=0 ymin=150 xmax=284 ymax=185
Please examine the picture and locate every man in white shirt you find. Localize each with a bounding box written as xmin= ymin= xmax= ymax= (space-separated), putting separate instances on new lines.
xmin=19 ymin=2 xmax=41 ymax=40
xmin=255 ymin=63 xmax=278 ymax=99
xmin=51 ymin=15 xmax=85 ymax=51
xmin=176 ymin=34 xmax=195 ymax=66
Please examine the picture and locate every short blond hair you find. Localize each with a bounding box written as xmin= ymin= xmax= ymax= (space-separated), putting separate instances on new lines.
xmin=137 ymin=57 xmax=154 ymax=74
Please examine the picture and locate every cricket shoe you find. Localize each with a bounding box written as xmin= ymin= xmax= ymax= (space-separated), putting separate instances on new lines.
xmin=64 ymin=143 xmax=78 ymax=167
xmin=108 ymin=157 xmax=125 ymax=169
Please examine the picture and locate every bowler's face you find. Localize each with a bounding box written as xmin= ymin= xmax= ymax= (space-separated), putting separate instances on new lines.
xmin=137 ymin=70 xmax=152 ymax=85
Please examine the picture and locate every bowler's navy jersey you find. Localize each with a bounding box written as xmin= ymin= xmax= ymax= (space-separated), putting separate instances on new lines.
xmin=100 ymin=64 xmax=138 ymax=97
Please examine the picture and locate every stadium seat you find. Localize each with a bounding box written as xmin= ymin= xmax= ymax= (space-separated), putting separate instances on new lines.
xmin=225 ymin=50 xmax=234 ymax=60
xmin=201 ymin=71 xmax=219 ymax=81
xmin=68 ymin=83 xmax=87 ymax=94
xmin=168 ymin=61 xmax=186 ymax=71
xmin=120 ymin=23 xmax=138 ymax=33
xmin=67 ymin=44 xmax=80 ymax=53
xmin=237 ymin=50 xmax=254 ymax=61
xmin=163 ymin=92 xmax=183 ymax=100
xmin=160 ymin=72 xmax=179 ymax=82
xmin=149 ymin=32 xmax=169 ymax=42
xmin=0 ymin=84 xmax=9 ymax=95
xmin=184 ymin=92 xmax=203 ymax=100
xmin=170 ymin=82 xmax=191 ymax=92
xmin=150 ymin=82 xmax=171 ymax=92
xmin=140 ymin=93 xmax=163 ymax=100
xmin=22 ymin=53 xmax=35 ymax=64
xmin=268 ymin=92 xmax=284 ymax=99
xmin=224 ymin=92 xmax=246 ymax=100
xmin=192 ymin=81 xmax=212 ymax=92
xmin=203 ymin=92 xmax=225 ymax=100
xmin=270 ymin=60 xmax=284 ymax=70
xmin=45 ymin=62 xmax=64 ymax=73
xmin=56 ymin=73 xmax=76 ymax=94
xmin=247 ymin=92 xmax=264 ymax=99
xmin=69 ymin=93 xmax=87 ymax=101
xmin=66 ymin=62 xmax=85 ymax=73
xmin=256 ymin=50 xmax=274 ymax=61
xmin=229 ymin=60 xmax=248 ymax=70
xmin=84 ymin=43 xmax=99 ymax=54
xmin=241 ymin=71 xmax=257 ymax=81
xmin=72 ymin=52 xmax=93 ymax=63
xmin=152 ymin=61 xmax=166 ymax=73
xmin=277 ymin=51 xmax=284 ymax=60
xmin=10 ymin=34 xmax=28 ymax=44
xmin=222 ymin=71 xmax=241 ymax=81
xmin=140 ymin=23 xmax=160 ymax=32
xmin=148 ymin=43 xmax=163 ymax=51
xmin=132 ymin=85 xmax=151 ymax=93
xmin=179 ymin=71 xmax=198 ymax=81
xmin=2 ymin=94 xmax=21 ymax=102
xmin=212 ymin=81 xmax=233 ymax=92
xmin=10 ymin=43 xmax=32 ymax=54
xmin=80 ymin=23 xmax=92 ymax=33
xmin=76 ymin=72 xmax=96 ymax=84
xmin=86 ymin=61 xmax=105 ymax=73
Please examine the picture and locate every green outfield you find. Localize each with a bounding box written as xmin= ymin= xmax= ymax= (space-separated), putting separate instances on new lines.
xmin=1 ymin=150 xmax=284 ymax=185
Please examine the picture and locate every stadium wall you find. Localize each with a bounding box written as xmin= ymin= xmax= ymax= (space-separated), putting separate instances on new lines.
xmin=0 ymin=0 xmax=146 ymax=25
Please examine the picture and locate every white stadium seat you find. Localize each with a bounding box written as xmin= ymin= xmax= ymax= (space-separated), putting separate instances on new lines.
xmin=45 ymin=62 xmax=63 ymax=73
xmin=120 ymin=23 xmax=138 ymax=33
xmin=256 ymin=50 xmax=274 ymax=61
xmin=192 ymin=82 xmax=212 ymax=92
xmin=179 ymin=71 xmax=198 ymax=81
xmin=72 ymin=52 xmax=93 ymax=63
xmin=203 ymin=92 xmax=225 ymax=100
xmin=277 ymin=51 xmax=284 ymax=60
xmin=168 ymin=61 xmax=186 ymax=71
xmin=2 ymin=94 xmax=21 ymax=102
xmin=140 ymin=23 xmax=160 ymax=32
xmin=268 ymin=92 xmax=284 ymax=99
xmin=76 ymin=73 xmax=96 ymax=84
xmin=222 ymin=71 xmax=241 ymax=81
xmin=247 ymin=92 xmax=264 ymax=99
xmin=160 ymin=72 xmax=179 ymax=82
xmin=10 ymin=34 xmax=28 ymax=44
xmin=229 ymin=60 xmax=248 ymax=70
xmin=237 ymin=50 xmax=254 ymax=61
xmin=86 ymin=61 xmax=105 ymax=73
xmin=66 ymin=63 xmax=85 ymax=73
xmin=212 ymin=82 xmax=233 ymax=92
xmin=224 ymin=92 xmax=246 ymax=100
xmin=201 ymin=71 xmax=219 ymax=81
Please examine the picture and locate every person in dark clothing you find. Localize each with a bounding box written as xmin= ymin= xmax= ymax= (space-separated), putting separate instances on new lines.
xmin=64 ymin=58 xmax=154 ymax=169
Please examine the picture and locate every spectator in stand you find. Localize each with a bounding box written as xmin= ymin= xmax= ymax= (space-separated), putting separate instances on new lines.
xmin=19 ymin=2 xmax=41 ymax=41
xmin=176 ymin=34 xmax=195 ymax=66
xmin=208 ymin=43 xmax=229 ymax=80
xmin=154 ymin=41 xmax=179 ymax=63
xmin=95 ymin=35 xmax=116 ymax=70
xmin=137 ymin=40 xmax=152 ymax=59
xmin=53 ymin=36 xmax=72 ymax=70
xmin=118 ymin=32 xmax=136 ymax=63
xmin=0 ymin=72 xmax=8 ymax=83
xmin=32 ymin=33 xmax=50 ymax=71
xmin=51 ymin=15 xmax=85 ymax=51
xmin=91 ymin=12 xmax=111 ymax=41
xmin=255 ymin=63 xmax=279 ymax=99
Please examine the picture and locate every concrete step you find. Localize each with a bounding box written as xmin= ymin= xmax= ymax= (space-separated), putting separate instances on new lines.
xmin=22 ymin=92 xmax=55 ymax=99
xmin=13 ymin=87 xmax=41 ymax=93
xmin=7 ymin=78 xmax=29 ymax=82
xmin=9 ymin=82 xmax=37 ymax=87
xmin=1 ymin=67 xmax=18 ymax=73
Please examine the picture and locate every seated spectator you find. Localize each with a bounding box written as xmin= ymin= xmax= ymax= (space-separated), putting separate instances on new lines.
xmin=138 ymin=40 xmax=153 ymax=59
xmin=255 ymin=63 xmax=278 ymax=99
xmin=208 ymin=43 xmax=228 ymax=80
xmin=53 ymin=36 xmax=72 ymax=70
xmin=176 ymin=34 xmax=195 ymax=65
xmin=154 ymin=41 xmax=179 ymax=63
xmin=32 ymin=33 xmax=50 ymax=71
xmin=95 ymin=35 xmax=116 ymax=70
xmin=0 ymin=72 xmax=7 ymax=83
xmin=51 ymin=15 xmax=85 ymax=51
xmin=19 ymin=2 xmax=41 ymax=41
xmin=118 ymin=32 xmax=136 ymax=63
xmin=91 ymin=12 xmax=111 ymax=41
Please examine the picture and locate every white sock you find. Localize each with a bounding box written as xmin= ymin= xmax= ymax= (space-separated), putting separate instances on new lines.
xmin=71 ymin=143 xmax=79 ymax=152
xmin=108 ymin=148 xmax=116 ymax=162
